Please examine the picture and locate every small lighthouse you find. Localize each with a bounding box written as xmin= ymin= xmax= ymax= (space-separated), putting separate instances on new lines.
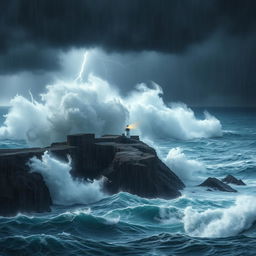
xmin=125 ymin=125 xmax=130 ymax=138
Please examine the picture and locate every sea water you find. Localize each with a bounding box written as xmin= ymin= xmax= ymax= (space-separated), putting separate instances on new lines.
xmin=0 ymin=107 xmax=256 ymax=256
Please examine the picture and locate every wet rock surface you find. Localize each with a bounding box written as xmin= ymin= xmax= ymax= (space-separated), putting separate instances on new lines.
xmin=100 ymin=139 xmax=185 ymax=199
xmin=199 ymin=177 xmax=237 ymax=192
xmin=0 ymin=152 xmax=53 ymax=216
xmin=0 ymin=145 xmax=75 ymax=216
xmin=0 ymin=134 xmax=185 ymax=216
xmin=222 ymin=174 xmax=246 ymax=185
xmin=68 ymin=134 xmax=185 ymax=199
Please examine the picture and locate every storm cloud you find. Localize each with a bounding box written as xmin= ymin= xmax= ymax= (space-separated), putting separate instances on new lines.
xmin=0 ymin=0 xmax=256 ymax=106
xmin=1 ymin=0 xmax=256 ymax=72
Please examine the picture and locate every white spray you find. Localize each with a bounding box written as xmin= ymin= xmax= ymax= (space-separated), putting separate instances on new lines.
xmin=183 ymin=196 xmax=256 ymax=238
xmin=0 ymin=51 xmax=222 ymax=146
xmin=165 ymin=147 xmax=206 ymax=183
xmin=28 ymin=151 xmax=104 ymax=205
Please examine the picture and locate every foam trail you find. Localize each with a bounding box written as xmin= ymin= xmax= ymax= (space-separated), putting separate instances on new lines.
xmin=165 ymin=147 xmax=206 ymax=183
xmin=0 ymin=60 xmax=222 ymax=146
xmin=183 ymin=196 xmax=256 ymax=238
xmin=28 ymin=151 xmax=104 ymax=205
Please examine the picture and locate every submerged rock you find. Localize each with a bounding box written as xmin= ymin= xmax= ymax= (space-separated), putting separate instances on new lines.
xmin=199 ymin=177 xmax=237 ymax=192
xmin=222 ymin=175 xmax=246 ymax=186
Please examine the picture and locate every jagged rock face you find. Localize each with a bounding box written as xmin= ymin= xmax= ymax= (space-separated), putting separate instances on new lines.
xmin=102 ymin=141 xmax=185 ymax=199
xmin=0 ymin=154 xmax=52 ymax=216
xmin=199 ymin=177 xmax=237 ymax=192
xmin=222 ymin=175 xmax=246 ymax=185
xmin=68 ymin=135 xmax=185 ymax=199
xmin=0 ymin=134 xmax=185 ymax=216
xmin=0 ymin=146 xmax=74 ymax=216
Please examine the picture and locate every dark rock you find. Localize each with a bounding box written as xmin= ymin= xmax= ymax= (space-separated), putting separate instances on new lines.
xmin=0 ymin=134 xmax=185 ymax=216
xmin=0 ymin=145 xmax=74 ymax=216
xmin=68 ymin=134 xmax=185 ymax=199
xmin=102 ymin=142 xmax=184 ymax=199
xmin=222 ymin=175 xmax=246 ymax=185
xmin=0 ymin=155 xmax=52 ymax=216
xmin=199 ymin=177 xmax=237 ymax=192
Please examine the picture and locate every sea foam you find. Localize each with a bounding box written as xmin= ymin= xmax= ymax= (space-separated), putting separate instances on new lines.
xmin=165 ymin=147 xmax=206 ymax=183
xmin=183 ymin=196 xmax=256 ymax=237
xmin=28 ymin=151 xmax=104 ymax=205
xmin=0 ymin=73 xmax=222 ymax=146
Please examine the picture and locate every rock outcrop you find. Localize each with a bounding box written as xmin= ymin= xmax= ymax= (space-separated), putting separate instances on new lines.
xmin=222 ymin=175 xmax=246 ymax=185
xmin=0 ymin=134 xmax=185 ymax=216
xmin=101 ymin=138 xmax=185 ymax=199
xmin=0 ymin=152 xmax=52 ymax=216
xmin=199 ymin=177 xmax=237 ymax=192
xmin=68 ymin=134 xmax=185 ymax=199
xmin=0 ymin=145 xmax=75 ymax=216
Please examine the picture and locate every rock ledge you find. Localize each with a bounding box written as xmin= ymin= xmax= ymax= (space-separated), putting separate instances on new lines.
xmin=0 ymin=134 xmax=185 ymax=216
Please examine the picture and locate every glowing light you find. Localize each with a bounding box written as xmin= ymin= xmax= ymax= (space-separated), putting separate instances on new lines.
xmin=126 ymin=123 xmax=138 ymax=130
xmin=75 ymin=51 xmax=88 ymax=83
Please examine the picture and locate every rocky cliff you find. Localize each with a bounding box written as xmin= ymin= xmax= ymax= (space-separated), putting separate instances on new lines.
xmin=0 ymin=134 xmax=185 ymax=216
xmin=0 ymin=146 xmax=76 ymax=216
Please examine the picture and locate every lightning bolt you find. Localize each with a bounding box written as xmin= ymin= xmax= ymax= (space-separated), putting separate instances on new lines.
xmin=75 ymin=51 xmax=88 ymax=83
xmin=29 ymin=90 xmax=35 ymax=104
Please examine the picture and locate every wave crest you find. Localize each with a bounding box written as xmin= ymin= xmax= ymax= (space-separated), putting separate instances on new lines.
xmin=0 ymin=74 xmax=222 ymax=146
xmin=165 ymin=147 xmax=206 ymax=183
xmin=28 ymin=151 xmax=104 ymax=205
xmin=183 ymin=196 xmax=256 ymax=238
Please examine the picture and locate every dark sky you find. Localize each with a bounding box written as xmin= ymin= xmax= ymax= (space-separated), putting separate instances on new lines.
xmin=0 ymin=0 xmax=256 ymax=106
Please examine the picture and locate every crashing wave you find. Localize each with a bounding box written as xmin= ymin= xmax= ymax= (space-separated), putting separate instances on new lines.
xmin=28 ymin=151 xmax=104 ymax=205
xmin=183 ymin=196 xmax=256 ymax=238
xmin=165 ymin=147 xmax=206 ymax=183
xmin=0 ymin=74 xmax=222 ymax=146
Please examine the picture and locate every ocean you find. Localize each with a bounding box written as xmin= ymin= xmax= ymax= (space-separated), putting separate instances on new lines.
xmin=0 ymin=106 xmax=256 ymax=256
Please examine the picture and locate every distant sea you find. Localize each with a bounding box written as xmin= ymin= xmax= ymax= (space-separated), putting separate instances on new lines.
xmin=0 ymin=107 xmax=256 ymax=256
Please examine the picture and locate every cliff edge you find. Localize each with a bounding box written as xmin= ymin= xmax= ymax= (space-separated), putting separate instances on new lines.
xmin=0 ymin=134 xmax=185 ymax=216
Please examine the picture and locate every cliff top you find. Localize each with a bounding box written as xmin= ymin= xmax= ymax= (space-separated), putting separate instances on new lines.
xmin=0 ymin=134 xmax=140 ymax=157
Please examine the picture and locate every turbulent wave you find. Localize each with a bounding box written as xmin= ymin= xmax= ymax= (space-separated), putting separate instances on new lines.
xmin=0 ymin=76 xmax=127 ymax=146
xmin=28 ymin=151 xmax=104 ymax=205
xmin=127 ymin=84 xmax=222 ymax=140
xmin=165 ymin=147 xmax=206 ymax=183
xmin=0 ymin=104 xmax=255 ymax=255
xmin=183 ymin=196 xmax=256 ymax=238
xmin=0 ymin=73 xmax=222 ymax=146
xmin=1 ymin=193 xmax=256 ymax=256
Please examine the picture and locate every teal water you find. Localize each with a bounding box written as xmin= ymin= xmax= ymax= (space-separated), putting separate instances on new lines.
xmin=0 ymin=107 xmax=256 ymax=256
